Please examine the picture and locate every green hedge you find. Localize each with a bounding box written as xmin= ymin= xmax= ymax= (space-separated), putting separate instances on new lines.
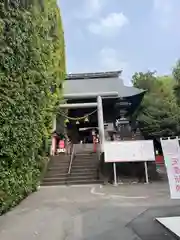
xmin=0 ymin=1 xmax=66 ymax=214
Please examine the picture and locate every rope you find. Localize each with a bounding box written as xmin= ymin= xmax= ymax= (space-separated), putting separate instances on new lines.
xmin=59 ymin=109 xmax=97 ymax=121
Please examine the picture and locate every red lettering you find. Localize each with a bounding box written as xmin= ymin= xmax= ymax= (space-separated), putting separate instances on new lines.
xmin=176 ymin=184 xmax=180 ymax=192
xmin=172 ymin=158 xmax=179 ymax=166
xmin=174 ymin=166 xmax=180 ymax=174
xmin=175 ymin=176 xmax=180 ymax=183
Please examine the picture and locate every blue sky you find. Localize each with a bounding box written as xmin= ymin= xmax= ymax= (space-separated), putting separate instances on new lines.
xmin=58 ymin=0 xmax=180 ymax=85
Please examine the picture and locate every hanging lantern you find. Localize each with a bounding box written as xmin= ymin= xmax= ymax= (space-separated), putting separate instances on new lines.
xmin=64 ymin=118 xmax=69 ymax=124
xmin=76 ymin=120 xmax=80 ymax=125
xmin=84 ymin=116 xmax=89 ymax=122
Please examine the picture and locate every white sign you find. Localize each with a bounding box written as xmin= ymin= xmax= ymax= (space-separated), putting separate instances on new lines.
xmin=104 ymin=140 xmax=155 ymax=163
xmin=160 ymin=138 xmax=180 ymax=199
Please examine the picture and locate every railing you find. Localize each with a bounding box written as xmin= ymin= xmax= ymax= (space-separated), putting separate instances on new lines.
xmin=68 ymin=144 xmax=75 ymax=174
xmin=96 ymin=143 xmax=101 ymax=161
xmin=67 ymin=143 xmax=101 ymax=175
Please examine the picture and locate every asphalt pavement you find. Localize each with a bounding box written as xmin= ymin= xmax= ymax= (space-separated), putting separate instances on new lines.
xmin=0 ymin=182 xmax=180 ymax=240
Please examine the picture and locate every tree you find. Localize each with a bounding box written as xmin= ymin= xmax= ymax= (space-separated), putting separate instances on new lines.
xmin=0 ymin=1 xmax=66 ymax=214
xmin=132 ymin=72 xmax=180 ymax=138
xmin=132 ymin=71 xmax=157 ymax=91
xmin=173 ymin=60 xmax=180 ymax=103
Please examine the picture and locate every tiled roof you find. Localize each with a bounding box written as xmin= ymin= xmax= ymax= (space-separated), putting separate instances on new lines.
xmin=63 ymin=72 xmax=145 ymax=98
xmin=66 ymin=71 xmax=122 ymax=80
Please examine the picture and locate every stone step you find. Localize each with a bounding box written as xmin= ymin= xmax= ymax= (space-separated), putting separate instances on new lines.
xmin=73 ymin=158 xmax=98 ymax=162
xmin=74 ymin=159 xmax=96 ymax=163
xmin=67 ymin=179 xmax=103 ymax=185
xmin=43 ymin=177 xmax=67 ymax=182
xmin=74 ymin=158 xmax=98 ymax=162
xmin=49 ymin=161 xmax=69 ymax=165
xmin=47 ymin=170 xmax=68 ymax=175
xmin=71 ymin=165 xmax=98 ymax=172
xmin=75 ymin=155 xmax=96 ymax=158
xmin=46 ymin=169 xmax=68 ymax=175
xmin=68 ymin=174 xmax=97 ymax=179
xmin=48 ymin=166 xmax=68 ymax=170
xmin=70 ymin=171 xmax=97 ymax=176
xmin=71 ymin=166 xmax=98 ymax=170
xmin=69 ymin=172 xmax=97 ymax=178
xmin=48 ymin=163 xmax=69 ymax=167
xmin=67 ymin=177 xmax=98 ymax=182
xmin=71 ymin=168 xmax=98 ymax=174
xmin=48 ymin=162 xmax=69 ymax=166
xmin=74 ymin=162 xmax=97 ymax=165
xmin=48 ymin=164 xmax=69 ymax=169
xmin=76 ymin=153 xmax=95 ymax=155
xmin=48 ymin=166 xmax=69 ymax=170
xmin=45 ymin=173 xmax=68 ymax=178
xmin=49 ymin=158 xmax=69 ymax=161
xmin=72 ymin=163 xmax=97 ymax=167
xmin=41 ymin=153 xmax=101 ymax=186
xmin=70 ymin=169 xmax=97 ymax=174
xmin=41 ymin=181 xmax=66 ymax=186
xmin=41 ymin=179 xmax=103 ymax=186
xmin=73 ymin=159 xmax=98 ymax=163
xmin=74 ymin=157 xmax=96 ymax=160
xmin=73 ymin=163 xmax=97 ymax=166
xmin=72 ymin=164 xmax=98 ymax=168
xmin=74 ymin=157 xmax=97 ymax=161
xmin=50 ymin=157 xmax=70 ymax=161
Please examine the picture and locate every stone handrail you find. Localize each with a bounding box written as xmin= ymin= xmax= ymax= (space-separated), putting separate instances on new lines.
xmin=68 ymin=144 xmax=75 ymax=174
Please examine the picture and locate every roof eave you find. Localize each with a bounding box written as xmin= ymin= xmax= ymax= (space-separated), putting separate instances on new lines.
xmin=66 ymin=70 xmax=122 ymax=80
xmin=63 ymin=91 xmax=119 ymax=99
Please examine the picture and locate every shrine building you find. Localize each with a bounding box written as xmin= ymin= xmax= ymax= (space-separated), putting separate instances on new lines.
xmin=56 ymin=70 xmax=145 ymax=151
xmin=43 ymin=70 xmax=151 ymax=186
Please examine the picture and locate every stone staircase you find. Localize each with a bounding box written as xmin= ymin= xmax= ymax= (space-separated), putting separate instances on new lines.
xmin=67 ymin=152 xmax=103 ymax=185
xmin=41 ymin=150 xmax=103 ymax=186
xmin=41 ymin=155 xmax=70 ymax=186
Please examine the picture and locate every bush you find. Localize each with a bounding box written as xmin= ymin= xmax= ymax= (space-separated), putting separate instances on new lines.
xmin=0 ymin=1 xmax=66 ymax=214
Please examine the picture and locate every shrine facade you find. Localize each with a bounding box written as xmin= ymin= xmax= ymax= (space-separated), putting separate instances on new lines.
xmin=55 ymin=70 xmax=145 ymax=152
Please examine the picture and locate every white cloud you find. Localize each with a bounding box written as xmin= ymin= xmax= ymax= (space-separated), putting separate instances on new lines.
xmin=88 ymin=0 xmax=102 ymax=13
xmin=99 ymin=48 xmax=127 ymax=71
xmin=88 ymin=12 xmax=129 ymax=36
xmin=74 ymin=0 xmax=104 ymax=19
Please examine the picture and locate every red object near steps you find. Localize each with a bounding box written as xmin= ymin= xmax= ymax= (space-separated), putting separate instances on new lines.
xmin=155 ymin=155 xmax=164 ymax=164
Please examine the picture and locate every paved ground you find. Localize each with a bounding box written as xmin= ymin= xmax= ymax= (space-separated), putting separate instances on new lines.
xmin=0 ymin=182 xmax=180 ymax=240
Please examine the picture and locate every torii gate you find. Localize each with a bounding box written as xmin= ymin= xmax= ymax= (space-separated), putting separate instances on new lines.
xmin=51 ymin=92 xmax=118 ymax=155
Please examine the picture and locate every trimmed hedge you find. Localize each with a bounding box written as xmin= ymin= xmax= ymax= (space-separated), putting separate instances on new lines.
xmin=0 ymin=1 xmax=66 ymax=214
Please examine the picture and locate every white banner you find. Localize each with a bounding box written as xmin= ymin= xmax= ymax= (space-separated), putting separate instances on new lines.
xmin=104 ymin=140 xmax=155 ymax=163
xmin=160 ymin=138 xmax=180 ymax=199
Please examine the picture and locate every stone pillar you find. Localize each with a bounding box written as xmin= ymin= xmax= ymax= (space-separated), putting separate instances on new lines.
xmin=50 ymin=115 xmax=57 ymax=155
xmin=52 ymin=115 xmax=56 ymax=132
xmin=97 ymin=96 xmax=105 ymax=152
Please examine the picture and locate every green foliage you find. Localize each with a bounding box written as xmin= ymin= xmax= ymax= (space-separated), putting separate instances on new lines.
xmin=0 ymin=1 xmax=66 ymax=214
xmin=132 ymin=71 xmax=157 ymax=91
xmin=173 ymin=60 xmax=180 ymax=103
xmin=132 ymin=72 xmax=180 ymax=138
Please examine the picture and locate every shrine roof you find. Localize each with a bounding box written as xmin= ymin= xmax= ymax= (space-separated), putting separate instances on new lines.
xmin=63 ymin=71 xmax=145 ymax=99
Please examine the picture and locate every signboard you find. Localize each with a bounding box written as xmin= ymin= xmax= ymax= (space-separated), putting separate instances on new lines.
xmin=160 ymin=138 xmax=180 ymax=199
xmin=59 ymin=140 xmax=65 ymax=149
xmin=104 ymin=140 xmax=155 ymax=163
xmin=57 ymin=140 xmax=65 ymax=153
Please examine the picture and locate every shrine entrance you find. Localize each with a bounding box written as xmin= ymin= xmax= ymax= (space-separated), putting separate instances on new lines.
xmin=47 ymin=71 xmax=149 ymax=186
xmin=65 ymin=106 xmax=98 ymax=145
xmin=55 ymin=94 xmax=116 ymax=155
